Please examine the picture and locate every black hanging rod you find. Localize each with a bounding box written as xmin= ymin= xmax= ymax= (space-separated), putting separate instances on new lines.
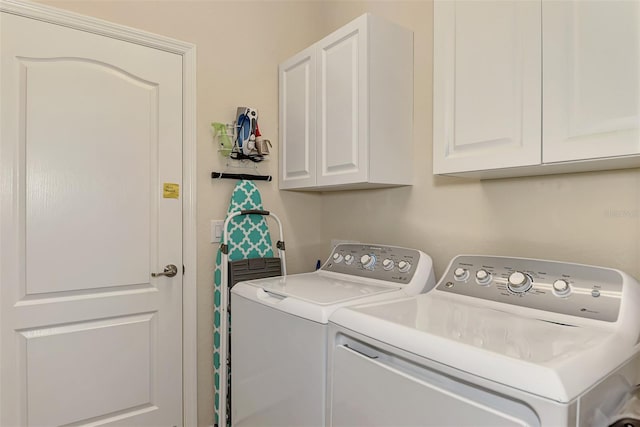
xmin=211 ymin=172 xmax=272 ymax=181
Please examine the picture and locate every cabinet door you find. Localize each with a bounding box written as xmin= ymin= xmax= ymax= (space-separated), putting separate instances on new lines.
xmin=543 ymin=1 xmax=639 ymax=163
xmin=279 ymin=46 xmax=316 ymax=189
xmin=316 ymin=16 xmax=368 ymax=186
xmin=433 ymin=1 xmax=541 ymax=175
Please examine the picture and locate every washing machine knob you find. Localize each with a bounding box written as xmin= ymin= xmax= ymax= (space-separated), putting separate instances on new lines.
xmin=398 ymin=260 xmax=412 ymax=273
xmin=344 ymin=254 xmax=355 ymax=265
xmin=453 ymin=267 xmax=469 ymax=281
xmin=360 ymin=254 xmax=376 ymax=270
xmin=552 ymin=279 xmax=571 ymax=296
xmin=475 ymin=269 xmax=491 ymax=285
xmin=332 ymin=253 xmax=344 ymax=263
xmin=508 ymin=271 xmax=532 ymax=293
xmin=382 ymin=259 xmax=395 ymax=271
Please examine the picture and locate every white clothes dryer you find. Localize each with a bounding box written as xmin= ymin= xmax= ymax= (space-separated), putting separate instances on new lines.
xmin=328 ymin=255 xmax=640 ymax=426
xmin=230 ymin=243 xmax=435 ymax=427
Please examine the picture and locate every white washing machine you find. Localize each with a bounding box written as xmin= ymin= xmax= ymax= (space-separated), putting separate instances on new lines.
xmin=328 ymin=255 xmax=640 ymax=426
xmin=230 ymin=243 xmax=436 ymax=427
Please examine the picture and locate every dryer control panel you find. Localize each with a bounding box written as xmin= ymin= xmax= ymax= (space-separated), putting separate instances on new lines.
xmin=322 ymin=244 xmax=422 ymax=285
xmin=436 ymin=255 xmax=624 ymax=322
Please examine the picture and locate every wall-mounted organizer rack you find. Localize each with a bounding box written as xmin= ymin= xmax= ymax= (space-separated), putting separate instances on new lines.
xmin=211 ymin=107 xmax=273 ymax=182
xmin=212 ymin=107 xmax=272 ymax=162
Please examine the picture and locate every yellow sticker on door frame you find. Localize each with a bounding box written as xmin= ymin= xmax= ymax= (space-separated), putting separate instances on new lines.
xmin=163 ymin=183 xmax=180 ymax=199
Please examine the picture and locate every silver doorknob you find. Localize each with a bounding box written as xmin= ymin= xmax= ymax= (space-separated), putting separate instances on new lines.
xmin=152 ymin=264 xmax=178 ymax=278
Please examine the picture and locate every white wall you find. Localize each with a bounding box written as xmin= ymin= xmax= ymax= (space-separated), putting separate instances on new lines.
xmin=34 ymin=1 xmax=640 ymax=426
xmin=319 ymin=1 xmax=640 ymax=281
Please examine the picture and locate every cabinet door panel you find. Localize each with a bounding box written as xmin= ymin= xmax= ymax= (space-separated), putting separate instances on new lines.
xmin=433 ymin=1 xmax=541 ymax=174
xmin=543 ymin=1 xmax=639 ymax=163
xmin=279 ymin=47 xmax=316 ymax=189
xmin=317 ymin=18 xmax=368 ymax=186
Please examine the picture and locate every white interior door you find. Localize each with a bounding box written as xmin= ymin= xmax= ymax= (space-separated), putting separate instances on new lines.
xmin=1 ymin=11 xmax=183 ymax=426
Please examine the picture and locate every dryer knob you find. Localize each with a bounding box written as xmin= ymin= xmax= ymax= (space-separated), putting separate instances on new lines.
xmin=508 ymin=271 xmax=532 ymax=293
xmin=398 ymin=261 xmax=412 ymax=273
xmin=552 ymin=279 xmax=571 ymax=296
xmin=453 ymin=267 xmax=469 ymax=281
xmin=332 ymin=253 xmax=344 ymax=263
xmin=360 ymin=254 xmax=376 ymax=270
xmin=344 ymin=254 xmax=355 ymax=265
xmin=382 ymin=259 xmax=395 ymax=271
xmin=475 ymin=269 xmax=491 ymax=285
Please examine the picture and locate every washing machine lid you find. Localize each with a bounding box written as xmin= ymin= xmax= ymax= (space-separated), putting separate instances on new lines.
xmin=249 ymin=272 xmax=402 ymax=304
xmin=330 ymin=291 xmax=638 ymax=403
xmin=231 ymin=271 xmax=404 ymax=324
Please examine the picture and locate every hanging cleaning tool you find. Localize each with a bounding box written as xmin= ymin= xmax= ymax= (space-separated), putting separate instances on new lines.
xmin=212 ymin=122 xmax=233 ymax=157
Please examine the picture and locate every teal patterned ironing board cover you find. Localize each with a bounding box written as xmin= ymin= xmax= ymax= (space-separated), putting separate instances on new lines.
xmin=213 ymin=180 xmax=273 ymax=426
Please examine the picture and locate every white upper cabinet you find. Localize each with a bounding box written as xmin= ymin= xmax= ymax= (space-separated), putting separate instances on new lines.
xmin=433 ymin=0 xmax=542 ymax=175
xmin=279 ymin=46 xmax=316 ymax=189
xmin=279 ymin=14 xmax=413 ymax=190
xmin=434 ymin=0 xmax=640 ymax=179
xmin=543 ymin=0 xmax=639 ymax=163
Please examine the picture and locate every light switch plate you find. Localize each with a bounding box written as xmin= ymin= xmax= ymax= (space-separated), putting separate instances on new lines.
xmin=211 ymin=220 xmax=224 ymax=243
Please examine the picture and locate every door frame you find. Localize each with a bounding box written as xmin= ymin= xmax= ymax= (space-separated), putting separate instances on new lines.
xmin=0 ymin=0 xmax=198 ymax=424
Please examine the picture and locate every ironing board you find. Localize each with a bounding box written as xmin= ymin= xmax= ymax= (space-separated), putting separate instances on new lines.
xmin=213 ymin=180 xmax=274 ymax=426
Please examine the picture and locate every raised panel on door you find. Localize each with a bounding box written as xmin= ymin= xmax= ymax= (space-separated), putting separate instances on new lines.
xmin=24 ymin=57 xmax=153 ymax=294
xmin=317 ymin=17 xmax=368 ymax=186
xmin=1 ymin=12 xmax=182 ymax=426
xmin=543 ymin=1 xmax=640 ymax=163
xmin=279 ymin=47 xmax=316 ymax=189
xmin=433 ymin=0 xmax=541 ymax=175
xmin=22 ymin=314 xmax=154 ymax=426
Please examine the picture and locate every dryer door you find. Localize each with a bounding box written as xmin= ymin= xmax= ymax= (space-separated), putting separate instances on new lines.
xmin=330 ymin=343 xmax=541 ymax=427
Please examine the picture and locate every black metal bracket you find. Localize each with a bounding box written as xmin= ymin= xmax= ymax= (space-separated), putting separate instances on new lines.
xmin=212 ymin=172 xmax=272 ymax=181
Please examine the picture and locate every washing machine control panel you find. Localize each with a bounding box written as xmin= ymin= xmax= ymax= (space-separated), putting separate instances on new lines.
xmin=322 ymin=244 xmax=421 ymax=285
xmin=437 ymin=255 xmax=624 ymax=322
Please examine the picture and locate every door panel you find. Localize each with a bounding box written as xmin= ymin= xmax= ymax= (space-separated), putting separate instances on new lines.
xmin=24 ymin=314 xmax=154 ymax=426
xmin=24 ymin=58 xmax=155 ymax=294
xmin=279 ymin=47 xmax=316 ymax=189
xmin=433 ymin=0 xmax=541 ymax=174
xmin=543 ymin=1 xmax=640 ymax=163
xmin=1 ymin=12 xmax=182 ymax=426
xmin=317 ymin=19 xmax=368 ymax=186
